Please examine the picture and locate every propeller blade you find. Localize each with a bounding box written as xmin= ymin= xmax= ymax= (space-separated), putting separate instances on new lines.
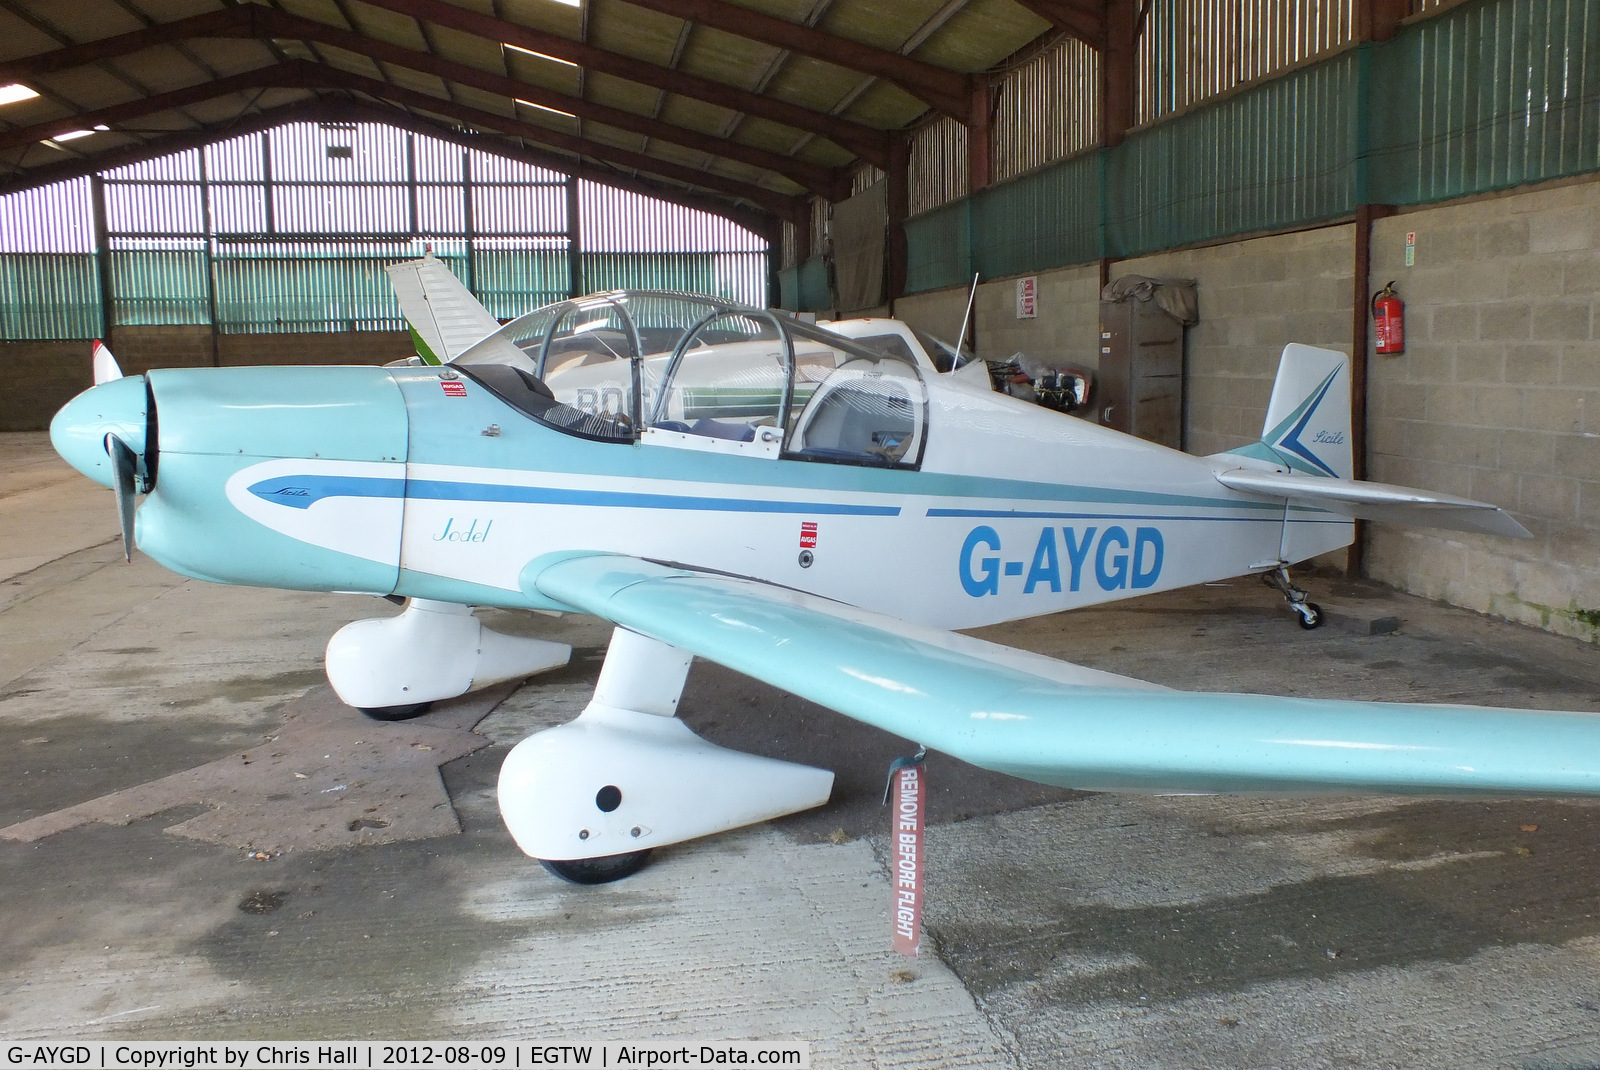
xmin=105 ymin=433 xmax=138 ymax=562
xmin=92 ymin=340 xmax=123 ymax=385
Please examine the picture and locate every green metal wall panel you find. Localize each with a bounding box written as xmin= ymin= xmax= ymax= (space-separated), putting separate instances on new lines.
xmin=111 ymin=249 xmax=208 ymax=326
xmin=797 ymin=256 xmax=832 ymax=311
xmin=0 ymin=254 xmax=101 ymax=339
xmin=579 ymin=251 xmax=767 ymax=307
xmin=474 ymin=250 xmax=570 ymax=320
xmin=1368 ymin=0 xmax=1600 ymax=204
xmin=1107 ymin=51 xmax=1359 ymax=258
xmin=972 ymin=150 xmax=1101 ymax=277
xmin=904 ymin=200 xmax=971 ymax=294
xmin=777 ymin=265 xmax=801 ymax=310
xmin=214 ymin=248 xmax=412 ymax=334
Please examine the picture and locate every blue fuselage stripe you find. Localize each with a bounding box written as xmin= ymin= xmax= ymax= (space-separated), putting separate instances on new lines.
xmin=926 ymin=508 xmax=1340 ymax=522
xmin=248 ymin=474 xmax=902 ymax=516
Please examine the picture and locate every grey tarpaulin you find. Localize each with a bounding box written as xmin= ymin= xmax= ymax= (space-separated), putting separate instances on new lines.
xmin=1102 ymin=274 xmax=1199 ymax=325
xmin=832 ymin=181 xmax=887 ymax=312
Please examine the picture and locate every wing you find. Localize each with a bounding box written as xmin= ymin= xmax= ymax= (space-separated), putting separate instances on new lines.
xmin=523 ymin=552 xmax=1600 ymax=796
xmin=1216 ymin=467 xmax=1532 ymax=539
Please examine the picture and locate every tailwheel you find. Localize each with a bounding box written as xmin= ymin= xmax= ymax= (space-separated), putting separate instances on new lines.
xmin=1264 ymin=566 xmax=1323 ymax=630
xmin=358 ymin=701 xmax=434 ymax=721
xmin=539 ymin=849 xmax=653 ymax=885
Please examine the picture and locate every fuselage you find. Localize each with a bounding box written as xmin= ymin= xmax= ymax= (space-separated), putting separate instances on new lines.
xmin=54 ymin=360 xmax=1351 ymax=630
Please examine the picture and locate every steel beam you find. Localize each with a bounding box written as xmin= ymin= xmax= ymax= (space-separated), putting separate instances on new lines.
xmin=251 ymin=9 xmax=849 ymax=199
xmin=0 ymin=66 xmax=301 ymax=153
xmin=355 ymin=0 xmax=891 ymax=166
xmin=0 ymin=5 xmax=248 ymax=82
xmin=295 ymin=64 xmax=810 ymax=221
xmin=1098 ymin=0 xmax=1137 ymax=147
xmin=0 ymin=5 xmax=851 ymax=198
xmin=1356 ymin=0 xmax=1410 ymax=41
xmin=967 ymin=79 xmax=990 ymax=192
xmin=1008 ymin=0 xmax=1104 ymax=48
xmin=617 ymin=0 xmax=972 ymax=120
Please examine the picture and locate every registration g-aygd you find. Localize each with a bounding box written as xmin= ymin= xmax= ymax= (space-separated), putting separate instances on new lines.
xmin=6 ymin=1045 xmax=810 ymax=1069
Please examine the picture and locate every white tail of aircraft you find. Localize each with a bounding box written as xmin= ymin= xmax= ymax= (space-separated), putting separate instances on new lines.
xmin=386 ymin=254 xmax=502 ymax=364
xmin=1214 ymin=344 xmax=1529 ymax=539
xmin=1258 ymin=342 xmax=1352 ymax=479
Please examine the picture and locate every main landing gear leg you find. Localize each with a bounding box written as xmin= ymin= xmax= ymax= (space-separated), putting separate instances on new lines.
xmin=1264 ymin=566 xmax=1324 ymax=630
xmin=497 ymin=627 xmax=835 ymax=884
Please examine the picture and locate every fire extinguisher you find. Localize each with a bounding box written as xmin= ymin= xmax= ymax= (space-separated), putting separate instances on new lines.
xmin=1373 ymin=281 xmax=1405 ymax=354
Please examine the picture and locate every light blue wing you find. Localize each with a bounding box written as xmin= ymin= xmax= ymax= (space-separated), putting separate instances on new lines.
xmin=522 ymin=552 xmax=1600 ymax=796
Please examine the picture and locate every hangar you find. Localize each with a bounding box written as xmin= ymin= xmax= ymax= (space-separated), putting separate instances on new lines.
xmin=2 ymin=0 xmax=1599 ymax=1063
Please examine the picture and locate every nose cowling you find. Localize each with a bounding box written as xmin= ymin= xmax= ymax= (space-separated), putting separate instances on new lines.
xmin=50 ymin=375 xmax=153 ymax=490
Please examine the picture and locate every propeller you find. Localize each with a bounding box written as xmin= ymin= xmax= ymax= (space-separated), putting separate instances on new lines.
xmin=105 ymin=433 xmax=139 ymax=562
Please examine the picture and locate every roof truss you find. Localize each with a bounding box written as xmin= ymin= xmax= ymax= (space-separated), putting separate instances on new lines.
xmin=0 ymin=5 xmax=850 ymax=200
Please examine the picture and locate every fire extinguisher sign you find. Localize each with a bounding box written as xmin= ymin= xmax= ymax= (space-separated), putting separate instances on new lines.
xmin=1016 ymin=276 xmax=1038 ymax=319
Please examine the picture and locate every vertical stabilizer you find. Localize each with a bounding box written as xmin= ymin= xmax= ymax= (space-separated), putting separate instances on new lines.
xmin=386 ymin=254 xmax=501 ymax=363
xmin=1242 ymin=343 xmax=1353 ymax=479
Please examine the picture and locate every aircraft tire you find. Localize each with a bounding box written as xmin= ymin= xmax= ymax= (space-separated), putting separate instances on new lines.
xmin=358 ymin=701 xmax=434 ymax=721
xmin=539 ymin=849 xmax=654 ymax=885
xmin=1297 ymin=603 xmax=1324 ymax=630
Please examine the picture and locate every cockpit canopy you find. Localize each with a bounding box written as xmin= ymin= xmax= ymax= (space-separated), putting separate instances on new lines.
xmin=452 ymin=291 xmax=928 ymax=469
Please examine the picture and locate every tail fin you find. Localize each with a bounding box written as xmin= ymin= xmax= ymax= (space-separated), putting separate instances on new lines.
xmin=1228 ymin=343 xmax=1352 ymax=479
xmin=385 ymin=254 xmax=502 ymax=364
xmin=1213 ymin=342 xmax=1530 ymax=541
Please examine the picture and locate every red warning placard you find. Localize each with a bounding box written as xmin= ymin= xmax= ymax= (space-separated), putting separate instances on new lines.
xmin=799 ymin=520 xmax=818 ymax=549
xmin=890 ymin=763 xmax=924 ymax=956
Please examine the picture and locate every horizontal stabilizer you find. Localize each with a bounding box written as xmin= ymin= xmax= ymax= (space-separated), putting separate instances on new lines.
xmin=1216 ymin=467 xmax=1531 ymax=539
xmin=525 ymin=553 xmax=1600 ymax=796
xmin=386 ymin=255 xmax=502 ymax=363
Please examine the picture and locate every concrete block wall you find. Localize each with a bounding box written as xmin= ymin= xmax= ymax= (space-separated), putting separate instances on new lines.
xmin=890 ymin=183 xmax=1599 ymax=643
xmin=218 ymin=330 xmax=412 ymax=367
xmin=0 ymin=341 xmax=95 ymax=432
xmin=891 ymin=287 xmax=970 ymax=344
xmin=973 ymin=265 xmax=1102 ymax=371
xmin=1366 ymin=179 xmax=1600 ymax=641
xmin=108 ymin=325 xmax=215 ymax=373
xmin=1116 ymin=224 xmax=1354 ymax=456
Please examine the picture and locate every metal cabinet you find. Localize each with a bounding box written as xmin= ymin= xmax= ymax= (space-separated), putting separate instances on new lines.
xmin=1097 ymin=295 xmax=1187 ymax=449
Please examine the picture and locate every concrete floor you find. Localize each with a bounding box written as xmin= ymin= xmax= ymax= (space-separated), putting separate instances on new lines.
xmin=5 ymin=430 xmax=1600 ymax=1067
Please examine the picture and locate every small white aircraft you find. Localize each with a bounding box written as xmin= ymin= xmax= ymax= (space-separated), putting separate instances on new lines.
xmin=51 ymin=257 xmax=1599 ymax=884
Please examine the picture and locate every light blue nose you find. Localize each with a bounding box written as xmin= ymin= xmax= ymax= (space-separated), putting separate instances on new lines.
xmin=50 ymin=375 xmax=151 ymax=490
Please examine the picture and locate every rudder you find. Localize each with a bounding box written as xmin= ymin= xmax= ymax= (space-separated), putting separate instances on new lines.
xmin=1233 ymin=343 xmax=1352 ymax=479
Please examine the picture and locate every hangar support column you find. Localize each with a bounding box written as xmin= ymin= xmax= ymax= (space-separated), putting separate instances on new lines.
xmin=887 ymin=136 xmax=909 ymax=305
xmin=1098 ymin=0 xmax=1138 ymax=149
xmin=1345 ymin=0 xmax=1407 ymax=573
